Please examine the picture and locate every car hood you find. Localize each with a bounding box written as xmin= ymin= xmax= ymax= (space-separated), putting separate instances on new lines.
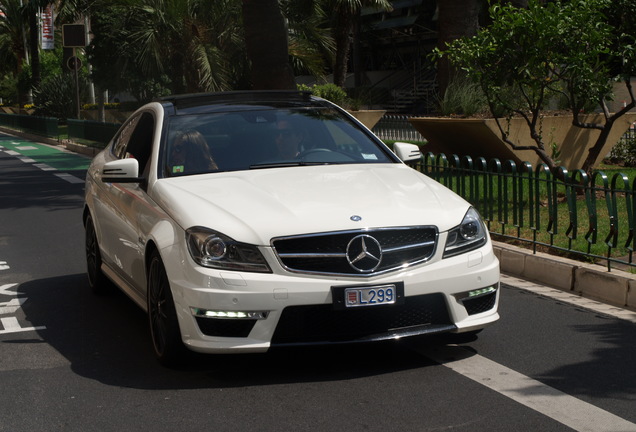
xmin=152 ymin=164 xmax=471 ymax=245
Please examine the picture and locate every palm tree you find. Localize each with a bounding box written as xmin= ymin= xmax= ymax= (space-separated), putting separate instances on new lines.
xmin=322 ymin=0 xmax=391 ymax=88
xmin=282 ymin=0 xmax=335 ymax=79
xmin=0 ymin=0 xmax=28 ymax=105
xmin=125 ymin=0 xmax=244 ymax=94
xmin=16 ymin=0 xmax=51 ymax=89
xmin=436 ymin=0 xmax=482 ymax=97
xmin=242 ymin=0 xmax=295 ymax=89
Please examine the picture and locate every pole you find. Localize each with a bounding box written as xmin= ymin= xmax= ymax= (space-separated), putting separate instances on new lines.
xmin=74 ymin=47 xmax=80 ymax=119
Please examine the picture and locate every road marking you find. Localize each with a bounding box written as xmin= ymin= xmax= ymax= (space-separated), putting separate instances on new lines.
xmin=0 ymin=298 xmax=26 ymax=314
xmin=54 ymin=172 xmax=84 ymax=184
xmin=33 ymin=163 xmax=56 ymax=171
xmin=19 ymin=157 xmax=36 ymax=163
xmin=0 ymin=283 xmax=21 ymax=296
xmin=0 ymin=317 xmax=46 ymax=335
xmin=418 ymin=345 xmax=636 ymax=432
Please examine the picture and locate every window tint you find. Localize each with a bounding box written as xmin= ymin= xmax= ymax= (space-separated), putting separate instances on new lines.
xmin=162 ymin=107 xmax=394 ymax=177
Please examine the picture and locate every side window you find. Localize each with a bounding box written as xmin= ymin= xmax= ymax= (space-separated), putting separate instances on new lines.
xmin=112 ymin=115 xmax=141 ymax=159
xmin=112 ymin=112 xmax=155 ymax=175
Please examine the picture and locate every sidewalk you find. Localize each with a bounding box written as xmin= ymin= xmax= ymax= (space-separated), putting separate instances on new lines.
xmin=2 ymin=127 xmax=636 ymax=313
xmin=494 ymin=241 xmax=636 ymax=311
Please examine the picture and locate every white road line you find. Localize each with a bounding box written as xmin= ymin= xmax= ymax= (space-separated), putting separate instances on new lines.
xmin=19 ymin=157 xmax=36 ymax=163
xmin=54 ymin=173 xmax=84 ymax=184
xmin=4 ymin=150 xmax=19 ymax=156
xmin=418 ymin=345 xmax=636 ymax=432
xmin=33 ymin=163 xmax=56 ymax=171
xmin=0 ymin=298 xmax=26 ymax=314
xmin=0 ymin=317 xmax=46 ymax=335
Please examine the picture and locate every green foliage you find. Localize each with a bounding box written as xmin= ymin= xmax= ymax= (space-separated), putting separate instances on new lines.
xmin=438 ymin=0 xmax=617 ymax=117
xmin=33 ymin=73 xmax=88 ymax=120
xmin=609 ymin=135 xmax=636 ymax=166
xmin=299 ymin=82 xmax=349 ymax=106
xmin=438 ymin=75 xmax=488 ymax=116
xmin=0 ymin=74 xmax=17 ymax=104
xmin=434 ymin=0 xmax=636 ymax=171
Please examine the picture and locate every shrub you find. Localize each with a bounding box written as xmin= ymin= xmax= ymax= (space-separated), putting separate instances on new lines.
xmin=298 ymin=83 xmax=349 ymax=107
xmin=33 ymin=74 xmax=88 ymax=120
xmin=438 ymin=75 xmax=488 ymax=117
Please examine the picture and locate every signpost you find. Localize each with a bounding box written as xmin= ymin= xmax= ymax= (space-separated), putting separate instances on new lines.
xmin=63 ymin=24 xmax=87 ymax=119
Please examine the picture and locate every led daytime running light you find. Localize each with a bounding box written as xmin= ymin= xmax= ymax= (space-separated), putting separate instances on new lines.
xmin=191 ymin=308 xmax=268 ymax=320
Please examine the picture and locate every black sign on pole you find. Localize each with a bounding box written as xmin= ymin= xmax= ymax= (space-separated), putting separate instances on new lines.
xmin=67 ymin=56 xmax=82 ymax=71
xmin=62 ymin=24 xmax=87 ymax=48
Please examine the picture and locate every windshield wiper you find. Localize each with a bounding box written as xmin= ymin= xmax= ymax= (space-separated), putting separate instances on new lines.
xmin=249 ymin=161 xmax=328 ymax=169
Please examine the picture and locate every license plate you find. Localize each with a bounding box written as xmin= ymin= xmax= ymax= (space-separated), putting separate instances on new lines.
xmin=344 ymin=284 xmax=397 ymax=308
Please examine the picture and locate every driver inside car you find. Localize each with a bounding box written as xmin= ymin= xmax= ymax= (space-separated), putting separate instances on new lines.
xmin=275 ymin=119 xmax=305 ymax=159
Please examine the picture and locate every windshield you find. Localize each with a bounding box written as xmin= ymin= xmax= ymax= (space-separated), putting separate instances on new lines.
xmin=162 ymin=107 xmax=395 ymax=177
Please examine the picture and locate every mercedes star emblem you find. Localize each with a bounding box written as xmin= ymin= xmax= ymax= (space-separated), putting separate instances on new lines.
xmin=346 ymin=234 xmax=383 ymax=273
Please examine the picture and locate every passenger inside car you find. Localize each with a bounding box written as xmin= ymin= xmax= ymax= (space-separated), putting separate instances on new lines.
xmin=169 ymin=130 xmax=218 ymax=174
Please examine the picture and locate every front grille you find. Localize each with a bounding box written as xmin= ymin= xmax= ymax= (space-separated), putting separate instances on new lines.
xmin=272 ymin=227 xmax=437 ymax=276
xmin=271 ymin=293 xmax=451 ymax=345
xmin=462 ymin=291 xmax=497 ymax=315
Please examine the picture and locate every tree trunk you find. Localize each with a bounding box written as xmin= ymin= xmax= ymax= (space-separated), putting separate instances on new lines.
xmin=436 ymin=0 xmax=480 ymax=97
xmin=28 ymin=10 xmax=41 ymax=89
xmin=333 ymin=15 xmax=353 ymax=88
xmin=242 ymin=0 xmax=296 ymax=90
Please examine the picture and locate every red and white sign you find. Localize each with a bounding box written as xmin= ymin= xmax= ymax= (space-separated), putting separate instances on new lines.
xmin=40 ymin=4 xmax=54 ymax=50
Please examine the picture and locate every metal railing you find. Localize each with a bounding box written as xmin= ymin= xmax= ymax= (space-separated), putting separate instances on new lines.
xmin=418 ymin=153 xmax=636 ymax=272
xmin=372 ymin=115 xmax=424 ymax=142
xmin=0 ymin=113 xmax=58 ymax=137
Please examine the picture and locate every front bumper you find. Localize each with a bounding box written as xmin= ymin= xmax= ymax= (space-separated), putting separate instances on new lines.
xmin=161 ymin=241 xmax=500 ymax=354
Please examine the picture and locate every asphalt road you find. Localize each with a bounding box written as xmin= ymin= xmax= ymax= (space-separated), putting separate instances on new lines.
xmin=1 ymin=132 xmax=636 ymax=432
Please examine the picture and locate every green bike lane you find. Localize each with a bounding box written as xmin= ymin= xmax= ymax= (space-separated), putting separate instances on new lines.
xmin=0 ymin=132 xmax=91 ymax=180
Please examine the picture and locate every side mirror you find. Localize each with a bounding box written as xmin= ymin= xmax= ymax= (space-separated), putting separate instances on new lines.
xmin=393 ymin=142 xmax=422 ymax=163
xmin=102 ymin=158 xmax=143 ymax=183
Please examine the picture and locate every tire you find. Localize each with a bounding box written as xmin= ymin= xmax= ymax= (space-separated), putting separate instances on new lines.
xmin=85 ymin=214 xmax=110 ymax=294
xmin=147 ymin=250 xmax=187 ymax=367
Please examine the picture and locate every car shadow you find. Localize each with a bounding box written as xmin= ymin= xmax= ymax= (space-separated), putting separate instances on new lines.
xmin=16 ymin=273 xmax=443 ymax=390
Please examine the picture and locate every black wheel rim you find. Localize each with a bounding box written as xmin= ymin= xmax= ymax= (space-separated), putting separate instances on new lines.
xmin=148 ymin=257 xmax=169 ymax=356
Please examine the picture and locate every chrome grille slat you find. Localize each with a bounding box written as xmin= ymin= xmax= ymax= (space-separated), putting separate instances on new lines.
xmin=272 ymin=226 xmax=438 ymax=276
xmin=383 ymin=240 xmax=436 ymax=253
xmin=278 ymin=252 xmax=347 ymax=258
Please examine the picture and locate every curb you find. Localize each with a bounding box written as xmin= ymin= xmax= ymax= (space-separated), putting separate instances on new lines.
xmin=494 ymin=241 xmax=636 ymax=311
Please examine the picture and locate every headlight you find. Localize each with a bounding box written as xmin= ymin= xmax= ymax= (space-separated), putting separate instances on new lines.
xmin=186 ymin=227 xmax=271 ymax=273
xmin=443 ymin=207 xmax=487 ymax=258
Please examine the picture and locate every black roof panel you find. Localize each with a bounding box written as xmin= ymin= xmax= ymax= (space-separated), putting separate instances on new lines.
xmin=157 ymin=90 xmax=319 ymax=114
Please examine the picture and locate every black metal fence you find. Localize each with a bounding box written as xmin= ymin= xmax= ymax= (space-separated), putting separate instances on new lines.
xmin=67 ymin=119 xmax=120 ymax=146
xmin=418 ymin=152 xmax=636 ymax=271
xmin=0 ymin=113 xmax=58 ymax=137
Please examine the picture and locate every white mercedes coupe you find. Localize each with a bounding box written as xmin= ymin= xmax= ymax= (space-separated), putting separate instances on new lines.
xmin=83 ymin=91 xmax=500 ymax=366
